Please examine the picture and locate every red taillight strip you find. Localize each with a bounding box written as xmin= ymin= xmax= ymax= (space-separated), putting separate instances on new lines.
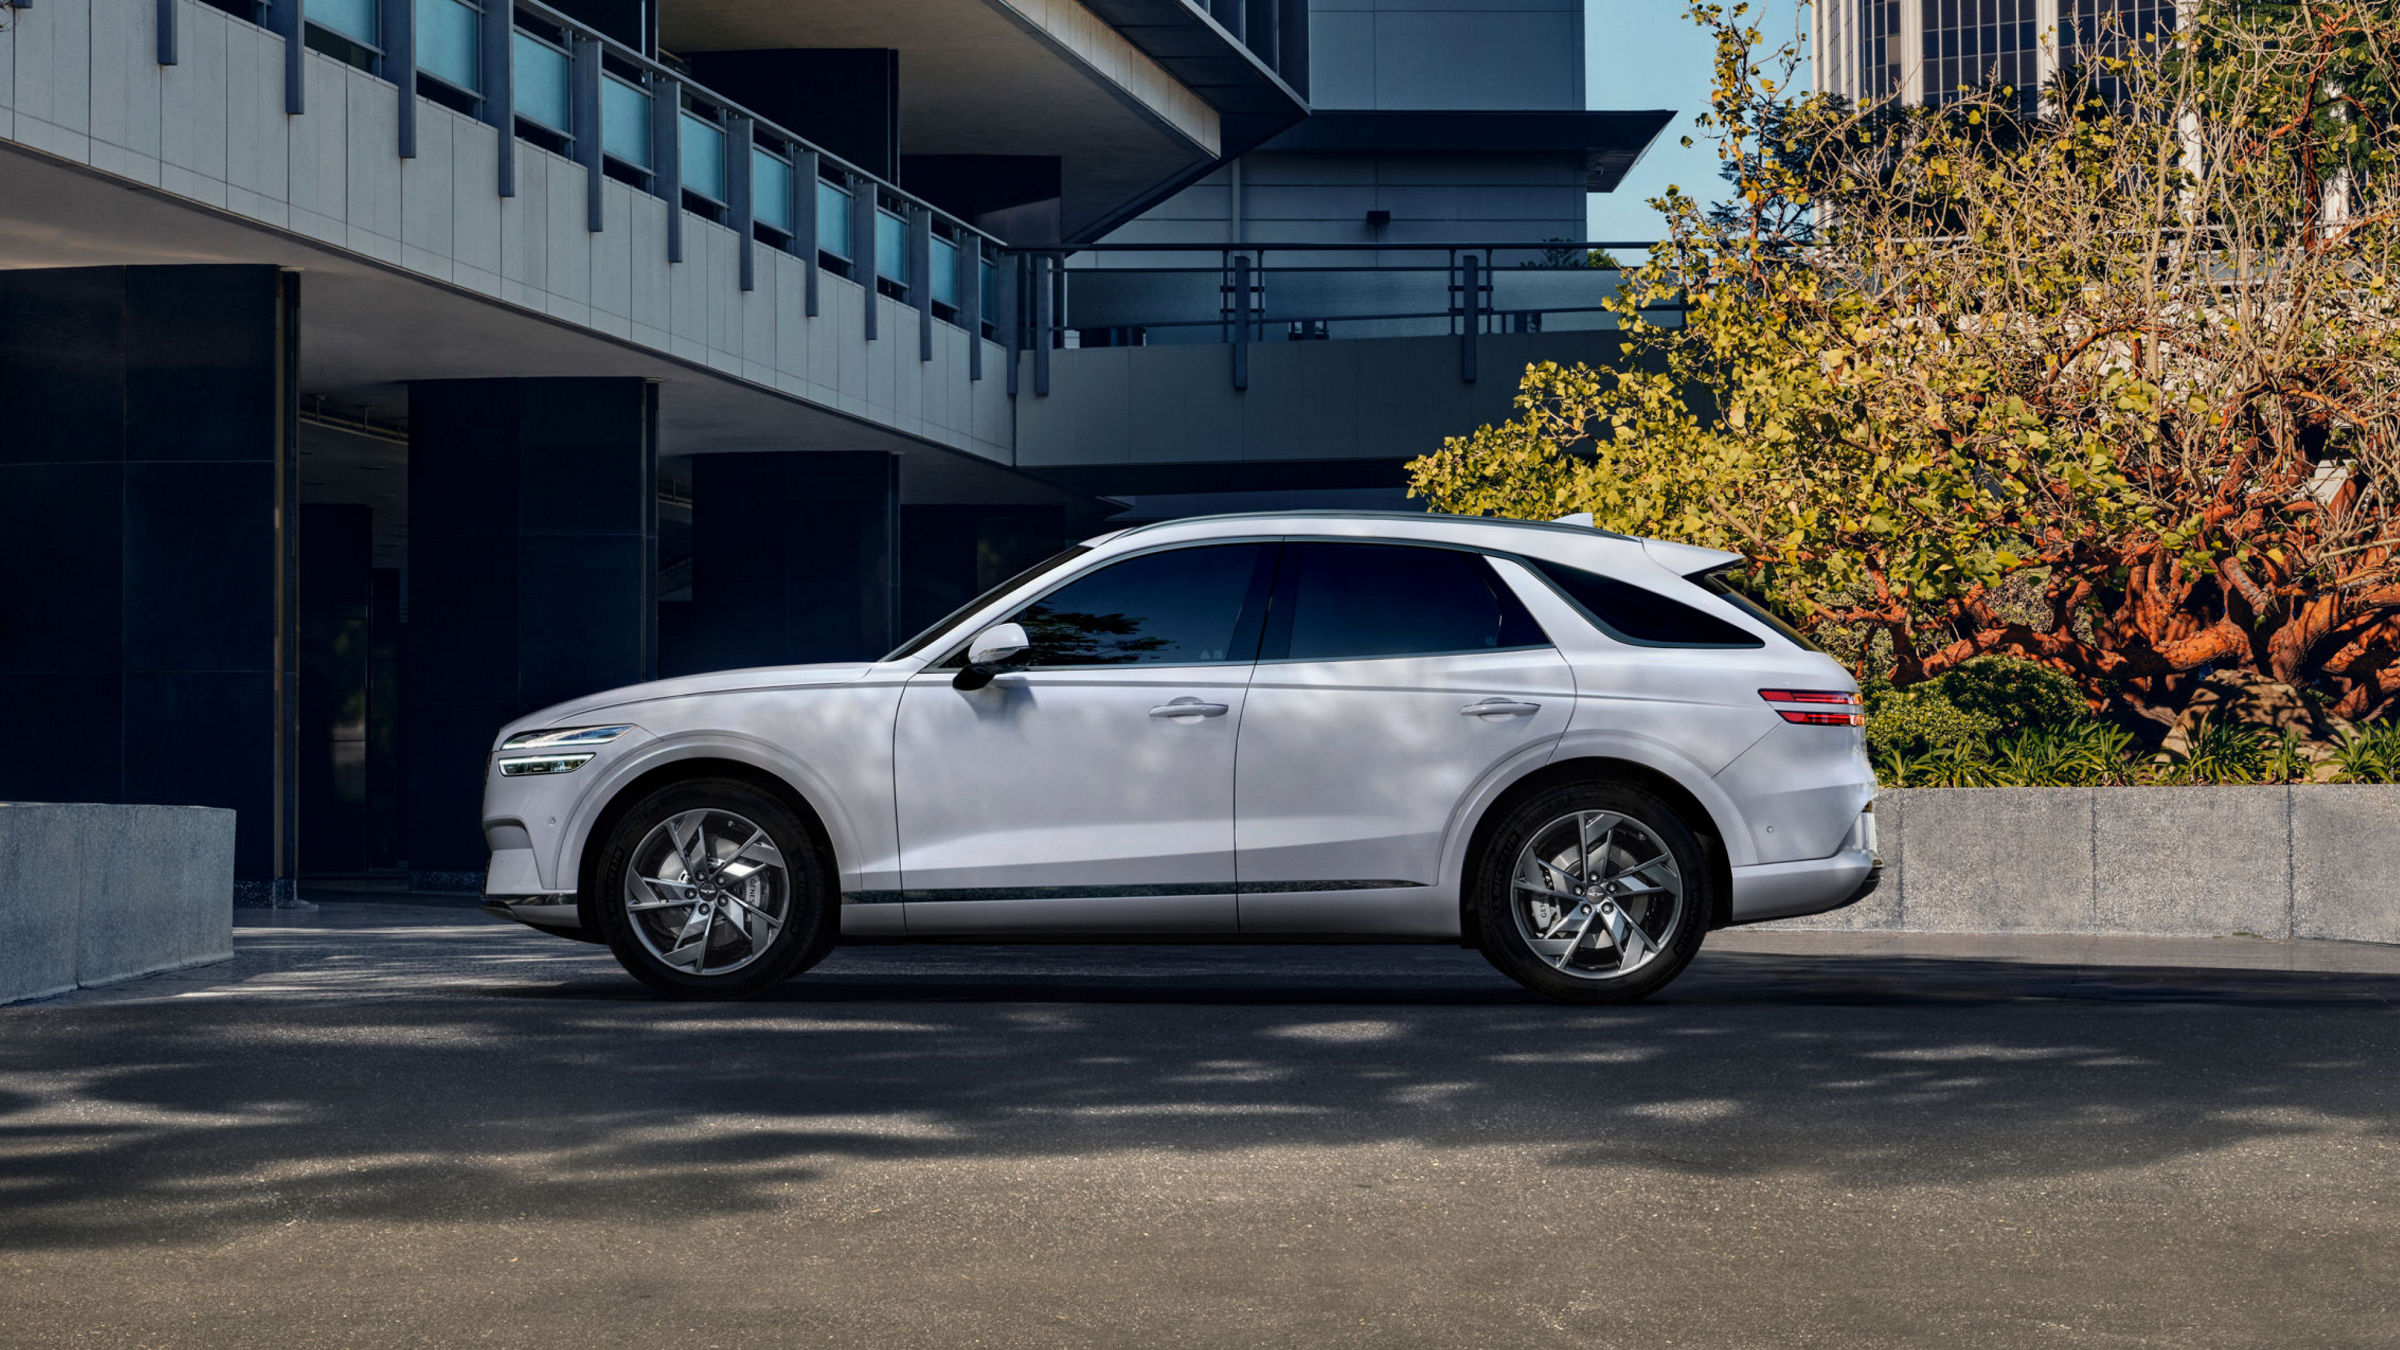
xmin=1759 ymin=688 xmax=1864 ymax=726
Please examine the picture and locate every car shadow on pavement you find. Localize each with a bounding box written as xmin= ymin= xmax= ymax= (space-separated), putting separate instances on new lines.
xmin=4 ymin=929 xmax=2398 ymax=1253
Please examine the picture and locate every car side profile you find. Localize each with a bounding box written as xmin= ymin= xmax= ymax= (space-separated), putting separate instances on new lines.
xmin=480 ymin=511 xmax=1881 ymax=1003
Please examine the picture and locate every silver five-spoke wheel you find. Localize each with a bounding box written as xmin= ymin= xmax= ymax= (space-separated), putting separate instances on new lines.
xmin=1509 ymin=809 xmax=1684 ymax=982
xmin=622 ymin=807 xmax=791 ymax=977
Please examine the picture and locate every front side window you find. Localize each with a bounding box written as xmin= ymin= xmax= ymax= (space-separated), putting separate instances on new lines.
xmin=886 ymin=546 xmax=1092 ymax=661
xmin=1268 ymin=543 xmax=1549 ymax=662
xmin=989 ymin=543 xmax=1275 ymax=668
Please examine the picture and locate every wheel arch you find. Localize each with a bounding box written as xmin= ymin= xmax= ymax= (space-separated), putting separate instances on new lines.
xmin=572 ymin=757 xmax=840 ymax=933
xmin=1457 ymin=755 xmax=1737 ymax=947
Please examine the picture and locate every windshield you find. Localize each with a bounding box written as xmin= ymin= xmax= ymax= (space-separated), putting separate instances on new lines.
xmin=881 ymin=545 xmax=1094 ymax=661
xmin=1690 ymin=566 xmax=1825 ymax=654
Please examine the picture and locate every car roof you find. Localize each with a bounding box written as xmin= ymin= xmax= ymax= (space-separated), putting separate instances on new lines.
xmin=1105 ymin=509 xmax=1637 ymax=545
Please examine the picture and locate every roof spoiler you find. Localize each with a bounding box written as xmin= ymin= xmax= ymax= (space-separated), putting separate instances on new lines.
xmin=1641 ymin=537 xmax=1744 ymax=575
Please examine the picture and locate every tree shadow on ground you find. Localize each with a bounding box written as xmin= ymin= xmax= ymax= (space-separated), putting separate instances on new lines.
xmin=1 ymin=940 xmax=2395 ymax=1251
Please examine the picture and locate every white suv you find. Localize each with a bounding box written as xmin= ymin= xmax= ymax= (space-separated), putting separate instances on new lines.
xmin=480 ymin=512 xmax=1880 ymax=1003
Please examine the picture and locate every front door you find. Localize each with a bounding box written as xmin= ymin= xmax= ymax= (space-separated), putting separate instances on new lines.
xmin=893 ymin=541 xmax=1277 ymax=934
xmin=1234 ymin=542 xmax=1574 ymax=933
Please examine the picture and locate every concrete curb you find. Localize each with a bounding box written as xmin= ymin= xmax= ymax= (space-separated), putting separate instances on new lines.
xmin=1762 ymin=786 xmax=2400 ymax=941
xmin=1 ymin=803 xmax=237 ymax=1005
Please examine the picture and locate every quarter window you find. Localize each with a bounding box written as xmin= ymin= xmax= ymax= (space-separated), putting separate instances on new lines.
xmin=1272 ymin=543 xmax=1549 ymax=662
xmin=997 ymin=543 xmax=1274 ymax=667
xmin=1529 ymin=558 xmax=1764 ymax=648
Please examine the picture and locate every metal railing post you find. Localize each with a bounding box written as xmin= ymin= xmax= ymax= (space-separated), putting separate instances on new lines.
xmin=911 ymin=206 xmax=933 ymax=361
xmin=386 ymin=0 xmax=417 ymax=156
xmin=572 ymin=34 xmax=602 ymax=230
xmin=1032 ymin=253 xmax=1051 ymax=398
xmin=853 ymin=176 xmax=878 ymax=340
xmin=650 ymin=76 xmax=682 ymax=262
xmin=1459 ymin=252 xmax=1480 ymax=383
xmin=271 ymin=0 xmax=304 ymax=114
xmin=963 ymin=238 xmax=983 ymax=381
xmin=1004 ymin=253 xmax=1023 ymax=396
xmin=1231 ymin=252 xmax=1251 ymax=391
xmin=157 ymin=0 xmax=177 ymax=65
xmin=729 ymin=114 xmax=755 ymax=290
xmin=795 ymin=149 xmax=820 ymax=317
xmin=482 ymin=0 xmax=514 ymax=194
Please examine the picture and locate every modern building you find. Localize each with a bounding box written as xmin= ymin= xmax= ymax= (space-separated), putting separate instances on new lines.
xmin=0 ymin=0 xmax=1668 ymax=900
xmin=1815 ymin=0 xmax=2178 ymax=106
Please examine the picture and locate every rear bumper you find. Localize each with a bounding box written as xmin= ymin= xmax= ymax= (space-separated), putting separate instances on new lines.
xmin=1726 ymin=847 xmax=1881 ymax=924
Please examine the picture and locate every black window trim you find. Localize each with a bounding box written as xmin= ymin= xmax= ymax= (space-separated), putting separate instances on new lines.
xmin=1254 ymin=538 xmax=1558 ymax=666
xmin=1513 ymin=553 xmax=1768 ymax=651
xmin=929 ymin=537 xmax=1286 ymax=672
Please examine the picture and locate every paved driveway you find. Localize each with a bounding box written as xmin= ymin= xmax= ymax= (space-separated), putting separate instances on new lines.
xmin=4 ymin=899 xmax=2398 ymax=1348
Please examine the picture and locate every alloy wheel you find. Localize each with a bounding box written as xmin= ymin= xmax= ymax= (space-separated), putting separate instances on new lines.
xmin=621 ymin=808 xmax=791 ymax=977
xmin=1508 ymin=809 xmax=1684 ymax=981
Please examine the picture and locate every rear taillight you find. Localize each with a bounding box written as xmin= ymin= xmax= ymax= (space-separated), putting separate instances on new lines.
xmin=1760 ymin=689 xmax=1864 ymax=726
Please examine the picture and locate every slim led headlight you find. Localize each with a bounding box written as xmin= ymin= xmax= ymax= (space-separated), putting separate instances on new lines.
xmin=500 ymin=724 xmax=634 ymax=751
xmin=497 ymin=752 xmax=597 ymax=777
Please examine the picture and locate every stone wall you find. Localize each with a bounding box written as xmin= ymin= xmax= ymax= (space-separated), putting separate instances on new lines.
xmin=1765 ymin=786 xmax=2400 ymax=943
xmin=1 ymin=803 xmax=235 ymax=1004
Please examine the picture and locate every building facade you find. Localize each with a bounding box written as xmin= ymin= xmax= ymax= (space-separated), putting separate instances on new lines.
xmin=1814 ymin=0 xmax=2178 ymax=105
xmin=0 ymin=0 xmax=1666 ymax=898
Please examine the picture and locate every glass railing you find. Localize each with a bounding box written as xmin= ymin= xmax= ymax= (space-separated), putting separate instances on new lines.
xmin=752 ymin=148 xmax=794 ymax=234
xmin=874 ymin=207 xmax=908 ymax=287
xmin=678 ymin=111 xmax=726 ymax=203
xmin=511 ymin=30 xmax=571 ymax=134
xmin=930 ymin=234 xmax=960 ymax=309
xmin=599 ymin=72 xmax=650 ymax=167
xmin=307 ymin=0 xmax=379 ymax=48
xmin=415 ymin=0 xmax=479 ymax=89
xmin=817 ymin=178 xmax=853 ymax=260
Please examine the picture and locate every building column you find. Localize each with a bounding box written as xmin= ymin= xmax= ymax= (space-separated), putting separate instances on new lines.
xmin=403 ymin=378 xmax=659 ymax=891
xmin=0 ymin=265 xmax=302 ymax=904
xmin=664 ymin=452 xmax=898 ymax=677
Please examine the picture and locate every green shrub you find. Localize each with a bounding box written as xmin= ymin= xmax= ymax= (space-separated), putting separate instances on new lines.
xmin=2331 ymin=721 xmax=2400 ymax=784
xmin=2156 ymin=716 xmax=2267 ymax=785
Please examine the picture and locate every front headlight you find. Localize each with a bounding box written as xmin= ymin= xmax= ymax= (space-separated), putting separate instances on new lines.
xmin=500 ymin=724 xmax=634 ymax=751
xmin=495 ymin=724 xmax=633 ymax=777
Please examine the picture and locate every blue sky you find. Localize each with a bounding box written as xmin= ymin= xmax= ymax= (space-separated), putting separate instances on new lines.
xmin=1585 ymin=1 xmax=1810 ymax=241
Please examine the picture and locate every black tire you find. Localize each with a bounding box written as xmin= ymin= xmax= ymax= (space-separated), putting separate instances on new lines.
xmin=1472 ymin=781 xmax=1714 ymax=1005
xmin=590 ymin=777 xmax=837 ymax=1000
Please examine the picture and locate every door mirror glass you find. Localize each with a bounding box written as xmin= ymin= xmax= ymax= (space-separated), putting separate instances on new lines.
xmin=953 ymin=622 xmax=1033 ymax=690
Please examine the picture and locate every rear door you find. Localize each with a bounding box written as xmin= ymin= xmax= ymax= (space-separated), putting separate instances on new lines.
xmin=1233 ymin=542 xmax=1573 ymax=933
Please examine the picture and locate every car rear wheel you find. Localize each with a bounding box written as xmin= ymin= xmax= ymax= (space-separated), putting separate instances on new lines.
xmin=1473 ymin=782 xmax=1713 ymax=1004
xmin=591 ymin=778 xmax=835 ymax=1000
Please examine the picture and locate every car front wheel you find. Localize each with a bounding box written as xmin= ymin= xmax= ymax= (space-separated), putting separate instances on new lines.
xmin=591 ymin=778 xmax=835 ymax=1000
xmin=1473 ymin=782 xmax=1713 ymax=1004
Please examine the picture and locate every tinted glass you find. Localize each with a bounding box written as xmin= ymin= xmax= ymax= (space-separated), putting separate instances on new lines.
xmin=1009 ymin=544 xmax=1270 ymax=667
xmin=1530 ymin=559 xmax=1763 ymax=648
xmin=886 ymin=546 xmax=1092 ymax=660
xmin=1278 ymin=544 xmax=1549 ymax=661
xmin=1695 ymin=569 xmax=1822 ymax=652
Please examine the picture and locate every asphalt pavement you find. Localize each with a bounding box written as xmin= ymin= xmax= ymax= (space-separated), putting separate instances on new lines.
xmin=3 ymin=895 xmax=2398 ymax=1349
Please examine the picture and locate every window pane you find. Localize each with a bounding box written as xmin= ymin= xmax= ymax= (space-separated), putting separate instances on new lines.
xmin=416 ymin=0 xmax=479 ymax=91
xmin=1010 ymin=545 xmax=1269 ymax=667
xmin=1282 ymin=544 xmax=1547 ymax=661
xmin=600 ymin=73 xmax=651 ymax=167
xmin=512 ymin=32 xmax=570 ymax=132
xmin=1531 ymin=559 xmax=1763 ymax=648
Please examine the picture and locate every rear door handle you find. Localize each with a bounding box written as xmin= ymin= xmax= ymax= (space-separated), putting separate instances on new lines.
xmin=1150 ymin=698 xmax=1230 ymax=720
xmin=1461 ymin=698 xmax=1542 ymax=717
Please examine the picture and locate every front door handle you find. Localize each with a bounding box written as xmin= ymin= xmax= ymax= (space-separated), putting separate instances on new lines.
xmin=1461 ymin=698 xmax=1542 ymax=717
xmin=1150 ymin=698 xmax=1230 ymax=720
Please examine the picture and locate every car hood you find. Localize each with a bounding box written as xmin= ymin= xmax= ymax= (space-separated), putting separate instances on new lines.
xmin=495 ymin=663 xmax=878 ymax=745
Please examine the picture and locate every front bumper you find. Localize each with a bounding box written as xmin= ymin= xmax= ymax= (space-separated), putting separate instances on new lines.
xmin=482 ymin=897 xmax=585 ymax=931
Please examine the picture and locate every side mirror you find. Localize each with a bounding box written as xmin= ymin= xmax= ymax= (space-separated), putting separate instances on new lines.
xmin=952 ymin=622 xmax=1033 ymax=691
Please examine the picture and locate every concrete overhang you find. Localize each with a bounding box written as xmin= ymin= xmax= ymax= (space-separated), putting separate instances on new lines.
xmin=659 ymin=0 xmax=1306 ymax=243
xmin=1259 ymin=110 xmax=1676 ymax=192
xmin=0 ymin=145 xmax=1085 ymax=514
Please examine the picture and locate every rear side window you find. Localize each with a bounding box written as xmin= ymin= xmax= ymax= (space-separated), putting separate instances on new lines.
xmin=1529 ymin=558 xmax=1764 ymax=648
xmin=1268 ymin=543 xmax=1550 ymax=662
